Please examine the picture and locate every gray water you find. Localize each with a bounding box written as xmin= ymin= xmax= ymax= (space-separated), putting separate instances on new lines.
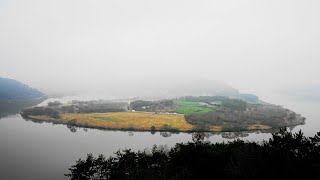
xmin=0 ymin=95 xmax=319 ymax=180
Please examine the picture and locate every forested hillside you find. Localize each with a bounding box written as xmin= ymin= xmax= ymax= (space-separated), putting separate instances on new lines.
xmin=0 ymin=77 xmax=45 ymax=118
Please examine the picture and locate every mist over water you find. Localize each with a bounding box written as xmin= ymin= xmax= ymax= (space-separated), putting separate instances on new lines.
xmin=1 ymin=0 xmax=320 ymax=96
xmin=1 ymin=94 xmax=320 ymax=179
xmin=1 ymin=0 xmax=320 ymax=179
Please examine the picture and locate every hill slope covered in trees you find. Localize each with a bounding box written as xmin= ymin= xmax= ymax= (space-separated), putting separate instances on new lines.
xmin=0 ymin=77 xmax=45 ymax=118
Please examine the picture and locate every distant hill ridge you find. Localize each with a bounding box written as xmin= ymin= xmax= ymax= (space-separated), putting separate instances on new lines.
xmin=0 ymin=77 xmax=43 ymax=100
xmin=0 ymin=77 xmax=45 ymax=118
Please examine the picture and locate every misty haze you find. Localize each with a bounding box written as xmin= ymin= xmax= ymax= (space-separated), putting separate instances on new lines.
xmin=0 ymin=0 xmax=320 ymax=180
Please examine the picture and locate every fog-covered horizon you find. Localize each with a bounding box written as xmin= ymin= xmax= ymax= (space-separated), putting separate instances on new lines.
xmin=1 ymin=0 xmax=320 ymax=99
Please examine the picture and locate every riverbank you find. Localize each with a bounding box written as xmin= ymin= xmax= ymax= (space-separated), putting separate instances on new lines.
xmin=25 ymin=112 xmax=274 ymax=132
xmin=20 ymin=96 xmax=305 ymax=132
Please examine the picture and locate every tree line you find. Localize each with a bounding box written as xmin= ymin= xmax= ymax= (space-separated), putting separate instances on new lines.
xmin=65 ymin=129 xmax=320 ymax=179
xmin=185 ymin=104 xmax=304 ymax=130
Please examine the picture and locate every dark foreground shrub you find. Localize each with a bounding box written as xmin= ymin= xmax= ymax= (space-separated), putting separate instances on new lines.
xmin=66 ymin=129 xmax=320 ymax=180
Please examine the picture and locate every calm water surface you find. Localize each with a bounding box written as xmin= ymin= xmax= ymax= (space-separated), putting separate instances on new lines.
xmin=0 ymin=95 xmax=319 ymax=180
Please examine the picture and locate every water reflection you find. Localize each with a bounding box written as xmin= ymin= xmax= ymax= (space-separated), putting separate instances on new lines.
xmin=192 ymin=132 xmax=206 ymax=142
xmin=1 ymin=96 xmax=319 ymax=180
xmin=18 ymin=105 xmax=300 ymax=139
xmin=0 ymin=98 xmax=45 ymax=119
xmin=128 ymin=131 xmax=134 ymax=136
xmin=56 ymin=121 xmax=297 ymax=139
xmin=220 ymin=132 xmax=249 ymax=139
xmin=160 ymin=132 xmax=172 ymax=137
xmin=67 ymin=125 xmax=77 ymax=133
xmin=202 ymin=128 xmax=287 ymax=139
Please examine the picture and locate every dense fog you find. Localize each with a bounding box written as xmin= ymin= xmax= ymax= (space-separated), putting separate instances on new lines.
xmin=1 ymin=0 xmax=320 ymax=100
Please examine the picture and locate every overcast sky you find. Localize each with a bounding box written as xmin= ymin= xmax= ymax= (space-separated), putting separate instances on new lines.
xmin=1 ymin=0 xmax=319 ymax=97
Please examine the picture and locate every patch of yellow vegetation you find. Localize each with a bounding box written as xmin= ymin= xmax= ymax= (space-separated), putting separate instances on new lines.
xmin=247 ymin=124 xmax=271 ymax=130
xmin=62 ymin=112 xmax=194 ymax=131
xmin=210 ymin=126 xmax=223 ymax=132
xmin=27 ymin=114 xmax=271 ymax=132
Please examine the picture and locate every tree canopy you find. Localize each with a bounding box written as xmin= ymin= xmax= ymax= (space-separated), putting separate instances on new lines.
xmin=66 ymin=129 xmax=320 ymax=179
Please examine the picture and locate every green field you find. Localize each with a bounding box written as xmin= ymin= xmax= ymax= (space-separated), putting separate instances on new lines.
xmin=175 ymin=101 xmax=215 ymax=115
xmin=175 ymin=101 xmax=201 ymax=106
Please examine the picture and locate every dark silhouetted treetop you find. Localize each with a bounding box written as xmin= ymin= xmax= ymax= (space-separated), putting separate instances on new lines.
xmin=66 ymin=129 xmax=320 ymax=180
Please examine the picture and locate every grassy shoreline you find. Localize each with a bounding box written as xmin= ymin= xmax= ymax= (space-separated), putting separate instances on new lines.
xmin=25 ymin=112 xmax=276 ymax=132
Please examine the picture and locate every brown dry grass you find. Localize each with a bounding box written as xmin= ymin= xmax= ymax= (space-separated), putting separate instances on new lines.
xmin=210 ymin=126 xmax=223 ymax=131
xmin=27 ymin=113 xmax=235 ymax=132
xmin=62 ymin=112 xmax=194 ymax=131
xmin=247 ymin=124 xmax=271 ymax=130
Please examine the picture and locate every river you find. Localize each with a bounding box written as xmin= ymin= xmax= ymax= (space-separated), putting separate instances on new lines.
xmin=0 ymin=94 xmax=319 ymax=180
